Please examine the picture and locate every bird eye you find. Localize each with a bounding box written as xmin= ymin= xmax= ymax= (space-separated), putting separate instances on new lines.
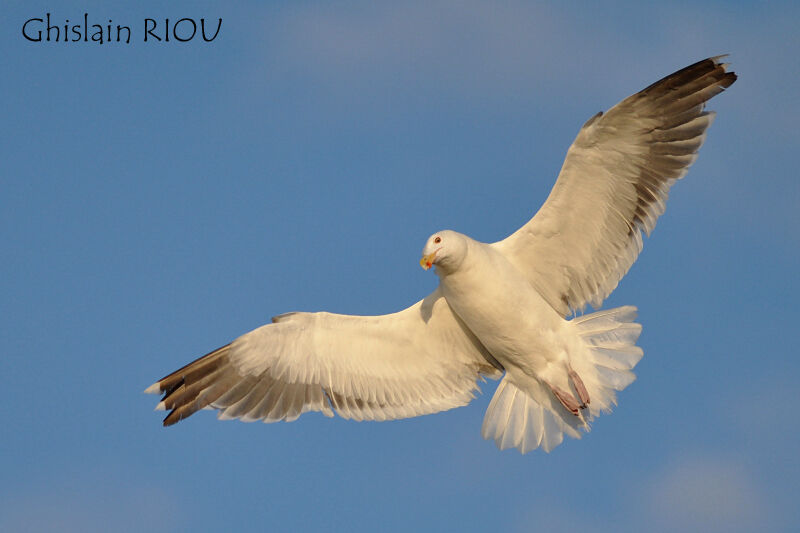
xmin=434 ymin=236 xmax=441 ymax=244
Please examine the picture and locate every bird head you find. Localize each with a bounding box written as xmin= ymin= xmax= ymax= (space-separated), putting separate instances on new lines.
xmin=420 ymin=230 xmax=467 ymax=275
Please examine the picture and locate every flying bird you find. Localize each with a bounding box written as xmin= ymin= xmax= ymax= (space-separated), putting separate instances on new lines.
xmin=146 ymin=56 xmax=736 ymax=453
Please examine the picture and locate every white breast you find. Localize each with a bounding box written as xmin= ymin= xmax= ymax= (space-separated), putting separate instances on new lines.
xmin=438 ymin=240 xmax=566 ymax=373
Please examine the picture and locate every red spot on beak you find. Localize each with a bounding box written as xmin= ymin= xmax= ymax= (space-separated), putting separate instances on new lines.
xmin=420 ymin=252 xmax=436 ymax=270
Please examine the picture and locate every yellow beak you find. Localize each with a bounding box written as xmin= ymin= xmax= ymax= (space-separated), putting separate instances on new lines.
xmin=420 ymin=252 xmax=436 ymax=270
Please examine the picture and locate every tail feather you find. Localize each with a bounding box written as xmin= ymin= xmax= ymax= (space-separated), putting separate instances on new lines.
xmin=573 ymin=305 xmax=643 ymax=414
xmin=482 ymin=378 xmax=581 ymax=454
xmin=591 ymin=345 xmax=643 ymax=371
xmin=481 ymin=305 xmax=643 ymax=454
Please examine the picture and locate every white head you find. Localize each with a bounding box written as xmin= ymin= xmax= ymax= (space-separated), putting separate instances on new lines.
xmin=420 ymin=230 xmax=468 ymax=275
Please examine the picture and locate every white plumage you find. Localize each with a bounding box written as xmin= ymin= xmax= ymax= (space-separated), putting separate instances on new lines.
xmin=146 ymin=56 xmax=736 ymax=453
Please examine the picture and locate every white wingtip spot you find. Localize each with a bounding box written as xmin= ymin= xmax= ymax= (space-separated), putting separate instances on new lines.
xmin=144 ymin=383 xmax=161 ymax=394
xmin=155 ymin=401 xmax=167 ymax=411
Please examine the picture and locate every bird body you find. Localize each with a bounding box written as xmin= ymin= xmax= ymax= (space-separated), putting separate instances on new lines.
xmin=433 ymin=233 xmax=564 ymax=376
xmin=146 ymin=56 xmax=736 ymax=454
xmin=424 ymin=231 xmax=643 ymax=451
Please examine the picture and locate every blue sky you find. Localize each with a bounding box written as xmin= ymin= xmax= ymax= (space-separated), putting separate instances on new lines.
xmin=2 ymin=1 xmax=798 ymax=532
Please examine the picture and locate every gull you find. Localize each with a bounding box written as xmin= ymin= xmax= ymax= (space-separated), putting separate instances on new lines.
xmin=146 ymin=56 xmax=736 ymax=453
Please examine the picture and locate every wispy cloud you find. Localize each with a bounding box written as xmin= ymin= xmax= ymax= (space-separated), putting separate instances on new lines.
xmin=641 ymin=455 xmax=768 ymax=533
xmin=0 ymin=472 xmax=173 ymax=533
xmin=254 ymin=1 xmax=682 ymax=112
xmin=256 ymin=1 xmax=798 ymax=109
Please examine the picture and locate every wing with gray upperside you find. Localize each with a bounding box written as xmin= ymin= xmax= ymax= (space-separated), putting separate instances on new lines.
xmin=494 ymin=56 xmax=736 ymax=316
xmin=146 ymin=287 xmax=502 ymax=425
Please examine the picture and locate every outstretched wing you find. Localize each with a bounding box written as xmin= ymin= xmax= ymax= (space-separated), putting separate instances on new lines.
xmin=145 ymin=288 xmax=502 ymax=426
xmin=494 ymin=56 xmax=736 ymax=316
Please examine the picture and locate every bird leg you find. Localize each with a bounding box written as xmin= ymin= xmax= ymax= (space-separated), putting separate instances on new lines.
xmin=568 ymin=368 xmax=590 ymax=408
xmin=547 ymin=381 xmax=581 ymax=415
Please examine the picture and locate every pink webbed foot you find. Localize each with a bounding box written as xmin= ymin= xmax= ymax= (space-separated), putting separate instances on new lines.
xmin=547 ymin=382 xmax=581 ymax=415
xmin=568 ymin=368 xmax=590 ymax=409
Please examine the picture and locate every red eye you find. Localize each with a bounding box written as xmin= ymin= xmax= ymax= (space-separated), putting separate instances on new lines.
xmin=434 ymin=236 xmax=441 ymax=244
